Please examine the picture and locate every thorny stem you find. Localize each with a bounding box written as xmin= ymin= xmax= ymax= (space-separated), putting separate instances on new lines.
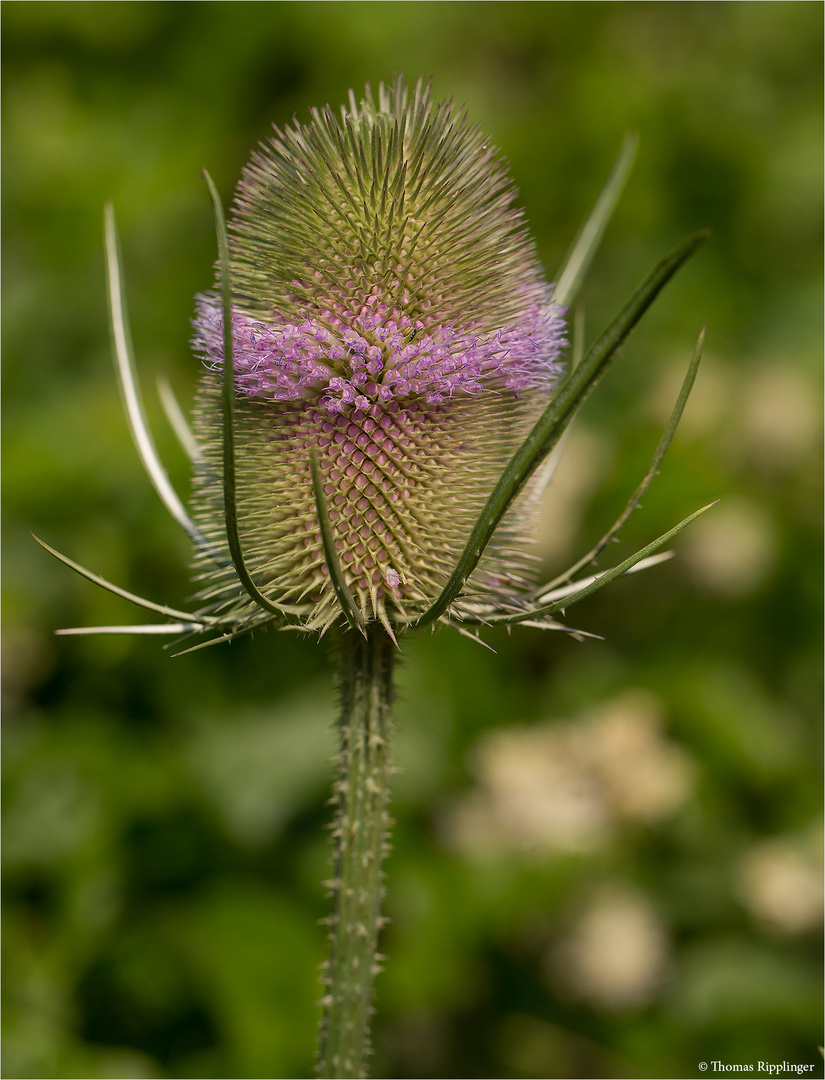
xmin=318 ymin=625 xmax=395 ymax=1079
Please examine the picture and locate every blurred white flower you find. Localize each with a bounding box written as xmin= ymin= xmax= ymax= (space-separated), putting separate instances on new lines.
xmin=584 ymin=688 xmax=696 ymax=823
xmin=649 ymin=355 xmax=820 ymax=473
xmin=737 ymin=827 xmax=824 ymax=935
xmin=739 ymin=363 xmax=821 ymax=472
xmin=443 ymin=689 xmax=695 ymax=857
xmin=681 ymin=496 xmax=777 ymax=596
xmin=549 ymin=885 xmax=670 ymax=1009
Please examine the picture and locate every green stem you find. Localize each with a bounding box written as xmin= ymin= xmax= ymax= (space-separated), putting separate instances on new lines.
xmin=318 ymin=625 xmax=395 ymax=1079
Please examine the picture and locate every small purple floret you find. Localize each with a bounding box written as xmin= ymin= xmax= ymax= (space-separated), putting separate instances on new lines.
xmin=192 ymin=295 xmax=567 ymax=414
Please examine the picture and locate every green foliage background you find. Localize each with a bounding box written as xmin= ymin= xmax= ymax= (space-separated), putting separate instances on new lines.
xmin=3 ymin=3 xmax=822 ymax=1078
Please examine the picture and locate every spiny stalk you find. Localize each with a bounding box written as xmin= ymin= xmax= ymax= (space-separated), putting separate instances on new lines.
xmin=318 ymin=626 xmax=395 ymax=1079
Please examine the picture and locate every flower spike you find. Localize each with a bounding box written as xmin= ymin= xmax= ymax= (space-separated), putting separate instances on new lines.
xmin=49 ymin=85 xmax=707 ymax=649
xmin=191 ymin=80 xmax=569 ymax=634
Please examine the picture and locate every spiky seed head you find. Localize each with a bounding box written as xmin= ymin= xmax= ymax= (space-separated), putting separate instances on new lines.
xmin=191 ymin=76 xmax=566 ymax=632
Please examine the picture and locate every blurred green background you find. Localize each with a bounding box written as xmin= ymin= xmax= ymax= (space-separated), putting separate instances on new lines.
xmin=3 ymin=3 xmax=822 ymax=1078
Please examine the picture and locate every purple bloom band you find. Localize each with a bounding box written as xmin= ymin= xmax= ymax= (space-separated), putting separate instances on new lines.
xmin=193 ymin=295 xmax=567 ymax=414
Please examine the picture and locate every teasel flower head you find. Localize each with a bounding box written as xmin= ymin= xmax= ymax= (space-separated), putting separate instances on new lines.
xmin=190 ymin=77 xmax=567 ymax=635
xmin=37 ymin=77 xmax=710 ymax=650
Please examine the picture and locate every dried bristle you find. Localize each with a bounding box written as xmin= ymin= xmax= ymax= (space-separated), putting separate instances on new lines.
xmin=190 ymin=76 xmax=566 ymax=631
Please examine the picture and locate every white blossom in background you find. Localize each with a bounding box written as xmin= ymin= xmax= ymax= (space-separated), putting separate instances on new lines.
xmin=737 ymin=827 xmax=824 ymax=936
xmin=443 ymin=689 xmax=696 ymax=857
xmin=548 ymin=885 xmax=670 ymax=1010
